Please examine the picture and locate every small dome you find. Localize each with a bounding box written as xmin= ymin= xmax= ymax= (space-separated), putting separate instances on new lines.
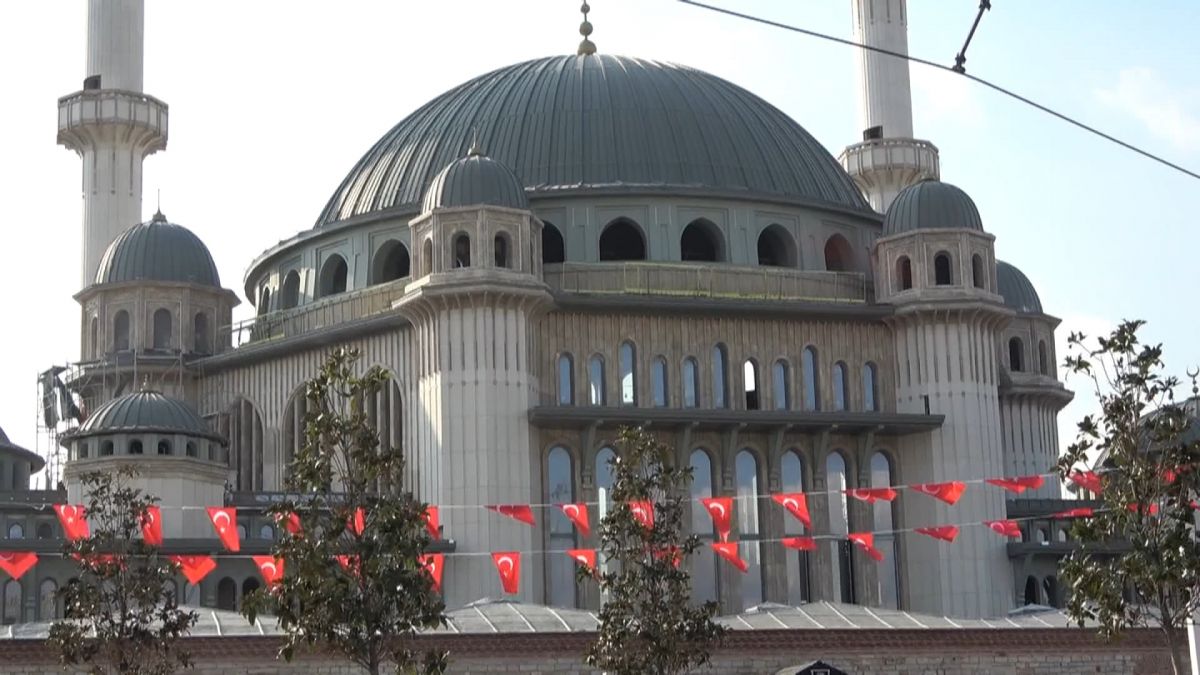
xmin=0 ymin=425 xmax=45 ymax=472
xmin=421 ymin=148 xmax=529 ymax=213
xmin=883 ymin=180 xmax=984 ymax=235
xmin=996 ymin=261 xmax=1043 ymax=314
xmin=95 ymin=212 xmax=221 ymax=287
xmin=70 ymin=391 xmax=223 ymax=442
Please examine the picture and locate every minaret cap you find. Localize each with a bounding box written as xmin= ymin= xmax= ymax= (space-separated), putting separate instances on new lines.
xmin=577 ymin=2 xmax=596 ymax=56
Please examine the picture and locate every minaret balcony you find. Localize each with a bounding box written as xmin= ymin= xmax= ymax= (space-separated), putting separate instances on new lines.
xmin=839 ymin=137 xmax=941 ymax=211
xmin=57 ymin=89 xmax=168 ymax=151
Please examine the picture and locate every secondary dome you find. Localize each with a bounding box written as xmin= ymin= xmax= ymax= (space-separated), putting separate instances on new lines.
xmin=422 ymin=148 xmax=529 ymax=213
xmin=996 ymin=261 xmax=1043 ymax=314
xmin=70 ymin=391 xmax=223 ymax=442
xmin=0 ymin=425 xmax=45 ymax=472
xmin=95 ymin=212 xmax=220 ymax=287
xmin=317 ymin=54 xmax=870 ymax=227
xmin=883 ymin=180 xmax=984 ymax=235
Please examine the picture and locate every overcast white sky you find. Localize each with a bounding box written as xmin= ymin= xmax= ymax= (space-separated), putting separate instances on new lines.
xmin=1 ymin=1 xmax=1198 ymax=479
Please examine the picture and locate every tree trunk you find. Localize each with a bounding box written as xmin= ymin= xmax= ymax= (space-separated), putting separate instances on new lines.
xmin=1163 ymin=626 xmax=1185 ymax=675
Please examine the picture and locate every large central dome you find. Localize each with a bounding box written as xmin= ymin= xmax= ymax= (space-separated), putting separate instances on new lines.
xmin=316 ymin=54 xmax=870 ymax=227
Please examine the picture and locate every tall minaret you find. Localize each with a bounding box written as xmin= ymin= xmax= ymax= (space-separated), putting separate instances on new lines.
xmin=58 ymin=0 xmax=168 ymax=287
xmin=839 ymin=0 xmax=938 ymax=213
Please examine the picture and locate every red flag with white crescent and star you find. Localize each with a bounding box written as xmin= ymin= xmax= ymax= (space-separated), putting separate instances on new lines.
xmin=420 ymin=554 xmax=444 ymax=592
xmin=845 ymin=487 xmax=898 ymax=504
xmin=984 ymin=475 xmax=1045 ymax=494
xmin=771 ymin=493 xmax=811 ymax=528
xmin=54 ymin=504 xmax=89 ymax=541
xmin=848 ymin=532 xmax=884 ymax=561
xmin=1052 ymin=507 xmax=1094 ymax=519
xmin=1069 ymin=471 xmax=1103 ymax=495
xmin=0 ymin=552 xmax=37 ymax=580
xmin=486 ymin=504 xmax=535 ymax=526
xmin=275 ymin=511 xmax=302 ymax=536
xmin=169 ymin=555 xmax=217 ymax=585
xmin=711 ymin=541 xmax=749 ymax=573
xmin=492 ymin=552 xmax=521 ymax=594
xmin=557 ymin=503 xmax=590 ymax=537
xmin=141 ymin=506 xmax=163 ymax=546
xmin=253 ymin=556 xmax=284 ymax=586
xmin=565 ymin=548 xmax=597 ymax=573
xmin=911 ymin=481 xmax=967 ymax=505
xmin=701 ymin=497 xmax=733 ymax=542
xmin=628 ymin=501 xmax=654 ymax=530
xmin=985 ymin=519 xmax=1022 ymax=538
xmin=424 ymin=506 xmax=440 ymax=539
xmin=207 ymin=507 xmax=240 ymax=552
xmin=915 ymin=525 xmax=960 ymax=542
xmin=781 ymin=536 xmax=817 ymax=551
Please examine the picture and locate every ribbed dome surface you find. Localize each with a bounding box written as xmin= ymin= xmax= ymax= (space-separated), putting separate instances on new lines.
xmin=95 ymin=212 xmax=220 ymax=287
xmin=72 ymin=391 xmax=222 ymax=441
xmin=997 ymin=261 xmax=1043 ymax=314
xmin=317 ymin=54 xmax=870 ymax=227
xmin=883 ymin=180 xmax=984 ymax=235
xmin=422 ymin=150 xmax=529 ymax=213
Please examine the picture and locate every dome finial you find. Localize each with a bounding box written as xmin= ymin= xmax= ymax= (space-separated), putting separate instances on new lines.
xmin=468 ymin=127 xmax=484 ymax=157
xmin=577 ymin=2 xmax=596 ymax=56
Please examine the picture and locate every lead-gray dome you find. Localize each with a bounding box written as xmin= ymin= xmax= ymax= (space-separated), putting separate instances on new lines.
xmin=883 ymin=180 xmax=984 ymax=235
xmin=95 ymin=212 xmax=220 ymax=287
xmin=0 ymin=425 xmax=45 ymax=471
xmin=69 ymin=391 xmax=223 ymax=442
xmin=996 ymin=261 xmax=1043 ymax=314
xmin=422 ymin=148 xmax=529 ymax=213
xmin=317 ymin=54 xmax=871 ymax=227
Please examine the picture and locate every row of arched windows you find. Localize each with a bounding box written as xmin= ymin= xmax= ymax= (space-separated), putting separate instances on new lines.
xmin=1 ymin=578 xmax=57 ymax=624
xmin=96 ymin=309 xmax=211 ymax=356
xmin=1008 ymin=336 xmax=1052 ymax=375
xmin=895 ymin=252 xmax=988 ymax=291
xmin=557 ymin=344 xmax=880 ymax=413
xmin=74 ymin=436 xmax=210 ymax=461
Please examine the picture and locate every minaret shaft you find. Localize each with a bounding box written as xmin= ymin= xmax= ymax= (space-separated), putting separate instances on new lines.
xmin=851 ymin=0 xmax=913 ymax=138
xmin=86 ymin=0 xmax=144 ymax=92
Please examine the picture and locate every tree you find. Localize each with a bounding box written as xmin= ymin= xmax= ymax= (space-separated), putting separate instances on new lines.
xmin=584 ymin=426 xmax=727 ymax=675
xmin=243 ymin=347 xmax=447 ymax=675
xmin=48 ymin=466 xmax=197 ymax=674
xmin=1056 ymin=320 xmax=1200 ymax=675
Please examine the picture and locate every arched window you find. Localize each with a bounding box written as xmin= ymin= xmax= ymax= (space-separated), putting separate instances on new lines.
xmin=7 ymin=523 xmax=22 ymax=539
xmin=129 ymin=440 xmax=143 ymax=455
xmin=823 ymin=234 xmax=853 ymax=272
xmin=862 ymin=362 xmax=878 ymax=412
xmin=318 ymin=255 xmax=348 ymax=297
xmin=3 ymin=579 xmax=20 ymax=624
xmin=152 ymin=308 xmax=172 ymax=350
xmin=186 ymin=441 xmax=197 ymax=457
xmin=896 ymin=256 xmax=913 ymax=291
xmin=595 ymin=447 xmax=616 ymax=521
xmin=371 ymin=240 xmax=410 ymax=284
xmin=90 ymin=317 xmax=99 ymax=358
xmin=680 ymin=219 xmax=724 ymax=262
xmin=1023 ymin=576 xmax=1039 ymax=606
xmin=598 ymin=219 xmax=646 ymax=261
xmin=802 ymin=347 xmax=820 ymax=411
xmin=1043 ymin=576 xmax=1059 ymax=608
xmin=452 ymin=233 xmax=472 ymax=268
xmin=1009 ymin=337 xmax=1024 ymax=372
xmin=780 ymin=450 xmax=809 ymax=604
xmin=757 ymin=224 xmax=797 ymax=267
xmin=77 ymin=442 xmax=88 ymax=460
xmin=832 ymin=361 xmax=848 ymax=412
xmin=682 ymin=357 xmax=699 ymax=408
xmin=258 ymin=287 xmax=271 ymax=316
xmin=772 ymin=360 xmax=790 ymax=410
xmin=872 ymin=452 xmax=899 ymax=608
xmin=933 ymin=252 xmax=953 ymax=286
xmin=422 ymin=239 xmax=434 ymax=276
xmin=542 ymin=222 xmax=565 ymax=264
xmin=36 ymin=523 xmax=51 ymax=539
xmin=743 ymin=360 xmax=760 ymax=410
xmin=280 ymin=270 xmax=301 ymax=309
xmin=689 ymin=449 xmax=718 ymax=604
xmin=736 ymin=450 xmax=763 ymax=608
xmin=100 ymin=440 xmax=113 ymax=456
xmin=1035 ymin=527 xmax=1048 ymax=544
xmin=259 ymin=524 xmax=274 ymax=541
xmin=826 ymin=452 xmax=853 ymax=603
xmin=39 ymin=579 xmax=57 ymax=620
xmin=494 ymin=233 xmax=511 ymax=268
xmin=972 ymin=254 xmax=985 ymax=288
xmin=651 ymin=356 xmax=668 ymax=407
xmin=1038 ymin=340 xmax=1049 ymax=375
xmin=712 ymin=344 xmax=729 ymax=409
xmin=242 ymin=577 xmax=260 ymax=603
xmin=588 ymin=355 xmax=606 ymax=406
xmin=193 ymin=313 xmax=210 ymax=354
xmin=156 ymin=438 xmax=171 ymax=456
xmin=220 ymin=398 xmax=265 ymax=492
xmin=557 ymin=354 xmax=574 ymax=405
xmin=546 ymin=447 xmax=576 ymax=607
xmin=619 ymin=341 xmax=637 ymax=405
xmin=113 ymin=310 xmax=130 ymax=351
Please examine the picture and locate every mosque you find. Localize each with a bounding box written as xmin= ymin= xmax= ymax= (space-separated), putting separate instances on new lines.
xmin=0 ymin=0 xmax=1083 ymax=628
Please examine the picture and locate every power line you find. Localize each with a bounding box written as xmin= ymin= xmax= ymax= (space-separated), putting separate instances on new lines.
xmin=676 ymin=0 xmax=1200 ymax=182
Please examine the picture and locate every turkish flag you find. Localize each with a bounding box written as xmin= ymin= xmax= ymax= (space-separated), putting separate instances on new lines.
xmin=711 ymin=541 xmax=749 ymax=573
xmin=701 ymin=497 xmax=733 ymax=541
xmin=335 ymin=554 xmax=361 ymax=577
xmin=0 ymin=552 xmax=37 ymax=580
xmin=54 ymin=504 xmax=89 ymax=541
xmin=1052 ymin=507 xmax=1094 ymax=519
xmin=492 ymin=552 xmax=520 ymax=594
xmin=652 ymin=546 xmax=683 ymax=569
xmin=486 ymin=504 xmax=535 ymax=526
xmin=1127 ymin=503 xmax=1160 ymax=515
xmin=772 ymin=493 xmax=811 ymax=528
xmin=348 ymin=507 xmax=367 ymax=536
xmin=253 ymin=556 xmax=284 ymax=586
xmin=628 ymin=501 xmax=654 ymax=529
xmin=1069 ymin=471 xmax=1102 ymax=495
xmin=276 ymin=511 xmax=302 ymax=536
xmin=985 ymin=475 xmax=1045 ymax=494
xmin=557 ymin=503 xmax=590 ymax=537
xmin=566 ymin=548 xmax=597 ymax=572
xmin=848 ymin=532 xmax=884 ymax=561
xmin=420 ymin=554 xmax=444 ymax=592
xmin=915 ymin=525 xmax=960 ymax=542
xmin=141 ymin=506 xmax=163 ymax=546
xmin=985 ymin=520 xmax=1022 ymax=538
xmin=781 ymin=536 xmax=817 ymax=551
xmin=207 ymin=507 xmax=240 ymax=552
xmin=845 ymin=487 xmax=898 ymax=504
xmin=911 ymin=481 xmax=967 ymax=505
xmin=169 ymin=555 xmax=217 ymax=585
xmin=424 ymin=506 xmax=440 ymax=539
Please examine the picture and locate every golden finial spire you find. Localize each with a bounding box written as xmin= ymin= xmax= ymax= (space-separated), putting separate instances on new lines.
xmin=577 ymin=2 xmax=596 ymax=56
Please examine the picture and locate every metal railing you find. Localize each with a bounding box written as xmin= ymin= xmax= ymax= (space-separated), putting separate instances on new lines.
xmin=838 ymin=137 xmax=940 ymax=176
xmin=57 ymin=89 xmax=168 ymax=133
xmin=221 ymin=278 xmax=410 ymax=347
xmin=544 ymin=262 xmax=867 ymax=303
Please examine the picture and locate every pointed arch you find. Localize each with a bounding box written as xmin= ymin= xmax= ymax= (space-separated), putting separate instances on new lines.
xmin=280 ymin=270 xmax=301 ymax=309
xmin=542 ymin=222 xmax=565 ymax=264
xmin=546 ymin=445 xmax=577 ymax=607
xmin=823 ymin=234 xmax=854 ymax=271
xmin=371 ymin=239 xmax=410 ymax=284
xmin=757 ymin=224 xmax=797 ymax=267
xmin=219 ymin=397 xmax=264 ymax=492
xmin=680 ymin=219 xmax=725 ymax=262
xmin=689 ymin=448 xmax=718 ymax=604
xmin=318 ymin=254 xmax=348 ymax=297
xmin=599 ymin=219 xmax=646 ymax=261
